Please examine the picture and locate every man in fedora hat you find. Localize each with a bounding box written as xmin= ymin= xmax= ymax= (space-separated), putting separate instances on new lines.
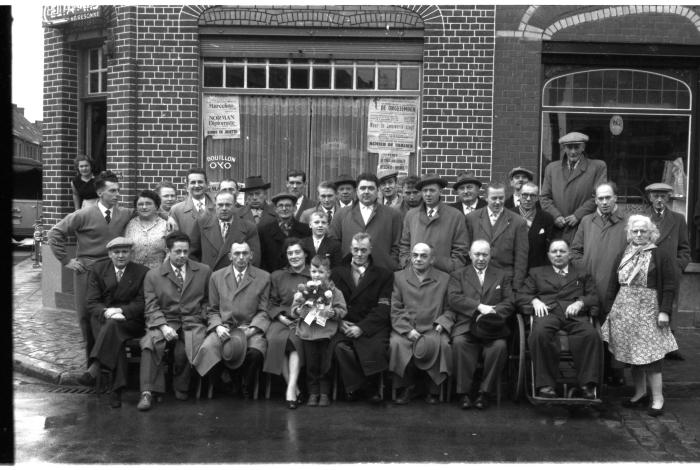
xmin=505 ymin=166 xmax=535 ymax=211
xmin=77 ymin=236 xmax=150 ymax=408
xmin=168 ymin=167 xmax=215 ymax=238
xmin=377 ymin=169 xmax=403 ymax=211
xmin=449 ymin=171 xmax=486 ymax=217
xmin=389 ymin=242 xmax=454 ymax=405
xmin=333 ymin=174 xmax=357 ymax=209
xmin=399 ymin=173 xmax=469 ymax=273
xmin=448 ymin=240 xmax=514 ymax=410
xmin=643 ymin=182 xmax=691 ymax=361
xmin=286 ymin=169 xmax=317 ymax=220
xmin=540 ymin=131 xmax=607 ymax=244
xmin=258 ymin=192 xmax=312 ymax=272
xmin=239 ymin=175 xmax=277 ymax=227
xmin=193 ymin=241 xmax=271 ymax=398
xmin=397 ymin=175 xmax=423 ymax=220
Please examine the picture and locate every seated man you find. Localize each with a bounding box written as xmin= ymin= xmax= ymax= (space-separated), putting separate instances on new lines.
xmin=516 ymin=239 xmax=601 ymax=399
xmin=79 ymin=237 xmax=150 ymax=408
xmin=448 ymin=240 xmax=514 ymax=410
xmin=193 ymin=241 xmax=271 ymax=398
xmin=389 ymin=242 xmax=453 ymax=405
xmin=137 ymin=231 xmax=211 ymax=411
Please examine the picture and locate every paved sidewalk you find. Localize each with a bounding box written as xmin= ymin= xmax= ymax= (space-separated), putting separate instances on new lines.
xmin=12 ymin=257 xmax=700 ymax=392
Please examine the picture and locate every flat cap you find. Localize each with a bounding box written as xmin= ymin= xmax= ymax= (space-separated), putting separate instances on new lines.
xmin=106 ymin=237 xmax=133 ymax=250
xmin=508 ymin=166 xmax=534 ymax=180
xmin=453 ymin=172 xmax=482 ymax=190
xmin=377 ymin=169 xmax=399 ymax=184
xmin=645 ymin=183 xmax=673 ymax=193
xmin=271 ymin=192 xmax=298 ymax=205
xmin=416 ymin=173 xmax=448 ymax=190
xmin=333 ymin=174 xmax=356 ymax=188
xmin=558 ymin=132 xmax=589 ymax=145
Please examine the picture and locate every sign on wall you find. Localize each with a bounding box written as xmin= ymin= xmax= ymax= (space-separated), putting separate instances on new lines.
xmin=377 ymin=150 xmax=410 ymax=177
xmin=203 ymin=95 xmax=241 ymax=139
xmin=42 ymin=5 xmax=102 ymax=27
xmin=367 ymin=98 xmax=418 ymax=153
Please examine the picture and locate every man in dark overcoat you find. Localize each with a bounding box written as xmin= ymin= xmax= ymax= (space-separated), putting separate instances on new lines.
xmin=258 ymin=192 xmax=312 ymax=272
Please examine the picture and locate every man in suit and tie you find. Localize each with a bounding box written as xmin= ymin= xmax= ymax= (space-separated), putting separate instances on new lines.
xmin=190 ymin=191 xmax=261 ymax=271
xmin=301 ymin=211 xmax=342 ymax=268
xmin=466 ymin=182 xmax=529 ymax=289
xmin=644 ymin=182 xmax=691 ymax=360
xmin=48 ymin=170 xmax=132 ymax=361
xmin=287 ymin=169 xmax=316 ymax=220
xmin=504 ymin=167 xmax=535 ymax=211
xmin=167 ymin=168 xmax=215 ymax=238
xmin=137 ymin=231 xmax=211 ymax=411
xmin=448 ymin=240 xmax=514 ymax=410
xmin=77 ymin=237 xmax=150 ymax=408
xmin=516 ymin=239 xmax=601 ymax=399
xmin=330 ymin=232 xmax=393 ymax=403
xmin=449 ymin=172 xmax=486 ymax=217
xmin=334 ymin=174 xmax=357 ymax=209
xmin=377 ymin=169 xmax=403 ymax=211
xmin=193 ymin=241 xmax=271 ymax=398
xmin=258 ymin=192 xmax=312 ymax=272
xmin=300 ymin=181 xmax=339 ymax=225
xmin=507 ymin=182 xmax=554 ymax=270
xmin=238 ymin=176 xmax=277 ymax=227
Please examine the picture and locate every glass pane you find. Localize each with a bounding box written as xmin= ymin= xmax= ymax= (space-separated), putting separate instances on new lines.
xmin=225 ymin=66 xmax=244 ymax=88
xmin=269 ymin=67 xmax=288 ymax=88
xmin=378 ymin=68 xmax=397 ymax=90
xmin=89 ymin=73 xmax=99 ymax=94
xmin=291 ymin=58 xmax=309 ymax=64
xmin=203 ymin=65 xmax=223 ymax=87
xmin=356 ymin=67 xmax=374 ymax=89
xmin=312 ymin=68 xmax=331 ymax=89
xmin=269 ymin=58 xmax=287 ymax=64
xmin=100 ymin=71 xmax=107 ymax=93
xmin=247 ymin=58 xmax=265 ymax=64
xmin=313 ymin=59 xmax=331 ymax=65
xmin=89 ymin=49 xmax=99 ymax=70
xmin=335 ymin=67 xmax=353 ymax=89
xmin=290 ymin=68 xmax=309 ymax=89
xmin=400 ymin=68 xmax=419 ymax=90
xmin=247 ymin=67 xmax=266 ymax=88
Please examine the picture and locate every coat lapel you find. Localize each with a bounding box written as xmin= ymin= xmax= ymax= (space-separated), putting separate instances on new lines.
xmin=479 ymin=210 xmax=492 ymax=239
xmin=492 ymin=211 xmax=510 ymax=241
xmin=481 ymin=267 xmax=498 ymax=294
xmin=464 ymin=267 xmax=482 ymax=295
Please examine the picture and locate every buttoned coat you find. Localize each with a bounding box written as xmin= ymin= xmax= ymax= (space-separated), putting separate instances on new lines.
xmin=167 ymin=194 xmax=216 ymax=239
xmin=329 ymin=202 xmax=403 ymax=272
xmin=643 ymin=207 xmax=691 ymax=277
xmin=192 ymin=265 xmax=271 ymax=375
xmin=189 ymin=213 xmax=261 ymax=271
xmin=465 ymin=207 xmax=529 ymax=289
xmin=258 ymin=218 xmax=312 ymax=272
xmin=293 ymin=195 xmax=318 ymax=220
xmin=329 ymin=258 xmax=394 ymax=376
xmin=507 ymin=206 xmax=555 ymax=269
xmin=87 ymin=259 xmax=149 ymax=330
xmin=140 ymin=260 xmax=211 ymax=365
xmin=301 ymin=235 xmax=343 ymax=269
xmin=516 ymin=264 xmax=598 ymax=316
xmin=399 ymin=202 xmax=469 ymax=273
xmin=238 ymin=202 xmax=278 ymax=227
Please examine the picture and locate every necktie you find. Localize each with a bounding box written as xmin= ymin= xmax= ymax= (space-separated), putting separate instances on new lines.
xmin=116 ymin=269 xmax=123 ymax=282
xmin=251 ymin=209 xmax=261 ymax=224
xmin=464 ymin=205 xmax=471 ymax=216
xmin=236 ymin=272 xmax=243 ymax=286
xmin=174 ymin=267 xmax=184 ymax=287
xmin=557 ymin=269 xmax=566 ymax=277
xmin=105 ymin=209 xmax=111 ymax=224
xmin=427 ymin=208 xmax=435 ymax=219
xmin=477 ymin=270 xmax=484 ymax=286
xmin=221 ymin=221 xmax=230 ymax=239
xmin=326 ymin=209 xmax=333 ymax=224
xmin=196 ymin=201 xmax=204 ymax=214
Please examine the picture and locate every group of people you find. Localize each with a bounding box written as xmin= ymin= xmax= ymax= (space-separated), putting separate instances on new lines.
xmin=47 ymin=132 xmax=690 ymax=417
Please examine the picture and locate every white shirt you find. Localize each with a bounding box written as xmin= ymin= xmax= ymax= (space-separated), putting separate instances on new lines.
xmin=553 ymin=265 xmax=568 ymax=276
xmin=360 ymin=203 xmax=374 ymax=225
xmin=114 ymin=266 xmax=125 ymax=281
xmin=97 ymin=201 xmax=112 ymax=218
xmin=487 ymin=208 xmax=502 ymax=226
xmin=461 ymin=202 xmax=478 ymax=215
xmin=339 ymin=201 xmax=353 ymax=208
xmin=426 ymin=206 xmax=438 ymax=218
xmin=170 ymin=263 xmax=186 ymax=283
xmin=474 ymin=266 xmax=485 ymax=285
xmin=313 ymin=236 xmax=324 ymax=251
xmin=192 ymin=197 xmax=205 ymax=213
xmin=233 ymin=267 xmax=247 ymax=284
xmin=512 ymin=194 xmax=520 ymax=207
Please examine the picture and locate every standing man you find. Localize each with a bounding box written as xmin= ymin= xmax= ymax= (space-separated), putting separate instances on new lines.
xmin=448 ymin=240 xmax=514 ymax=410
xmin=155 ymin=181 xmax=178 ymax=221
xmin=301 ymin=211 xmax=343 ymax=268
xmin=137 ymin=231 xmax=211 ymax=411
xmin=48 ymin=170 xmax=132 ymax=360
xmin=193 ymin=241 xmax=271 ymax=397
xmin=168 ymin=168 xmax=215 ymax=239
xmin=216 ymin=178 xmax=242 ymax=209
xmin=504 ymin=167 xmax=535 ymax=210
xmin=190 ymin=191 xmax=261 ymax=271
xmin=329 ymin=173 xmax=403 ymax=272
xmin=399 ymin=173 xmax=469 ymax=273
xmin=466 ymin=183 xmax=529 ymax=289
xmin=449 ymin=172 xmax=486 ymax=217
xmin=377 ymin=170 xmax=403 ymax=211
xmin=238 ymin=175 xmax=277 ymax=227
xmin=397 ymin=175 xmax=423 ymax=220
xmin=331 ymin=233 xmax=394 ymax=403
xmin=334 ymin=174 xmax=357 ymax=209
xmin=80 ymin=237 xmax=150 ymax=408
xmin=508 ymin=182 xmax=555 ymax=270
xmin=389 ymin=243 xmax=454 ymax=405
xmin=287 ymin=169 xmax=316 ymax=220
xmin=300 ymin=181 xmax=339 ymax=225
xmin=540 ymin=132 xmax=608 ymax=244
xmin=258 ymin=192 xmax=312 ymax=272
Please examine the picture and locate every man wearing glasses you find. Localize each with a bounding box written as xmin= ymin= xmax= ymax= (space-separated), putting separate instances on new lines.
xmin=540 ymin=132 xmax=607 ymax=244
xmin=508 ymin=182 xmax=554 ymax=270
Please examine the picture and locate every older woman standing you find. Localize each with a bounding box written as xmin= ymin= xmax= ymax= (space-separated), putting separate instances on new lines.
xmin=603 ymin=214 xmax=678 ymax=416
xmin=124 ymin=190 xmax=168 ymax=269
xmin=262 ymin=237 xmax=309 ymax=409
xmin=70 ymin=155 xmax=99 ymax=210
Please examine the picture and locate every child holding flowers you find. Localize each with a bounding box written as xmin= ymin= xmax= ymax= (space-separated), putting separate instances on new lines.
xmin=291 ymin=255 xmax=347 ymax=407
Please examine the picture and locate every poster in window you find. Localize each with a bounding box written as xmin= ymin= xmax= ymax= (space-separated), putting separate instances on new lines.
xmin=204 ymin=95 xmax=241 ymax=139
xmin=367 ymin=98 xmax=418 ymax=153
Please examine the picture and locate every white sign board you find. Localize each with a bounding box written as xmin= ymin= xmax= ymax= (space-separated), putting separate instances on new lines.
xmin=367 ymin=98 xmax=418 ymax=153
xmin=377 ymin=150 xmax=410 ymax=177
xmin=203 ymin=95 xmax=241 ymax=139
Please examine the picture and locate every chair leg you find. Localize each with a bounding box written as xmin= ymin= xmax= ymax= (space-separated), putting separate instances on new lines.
xmin=265 ymin=373 xmax=272 ymax=400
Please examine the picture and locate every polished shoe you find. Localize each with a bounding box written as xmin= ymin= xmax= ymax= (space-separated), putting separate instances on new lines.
xmin=318 ymin=394 xmax=331 ymax=407
xmin=648 ymin=405 xmax=665 ymax=417
xmin=296 ymin=392 xmax=306 ymax=405
xmin=424 ymin=394 xmax=439 ymax=405
xmin=76 ymin=371 xmax=96 ymax=387
xmin=307 ymin=394 xmax=319 ymax=407
xmin=665 ymin=350 xmax=685 ymax=361
xmin=474 ymin=393 xmax=490 ymax=410
xmin=286 ymin=400 xmax=298 ymax=410
xmin=174 ymin=390 xmax=189 ymax=401
xmin=460 ymin=395 xmax=473 ymax=410
xmin=108 ymin=389 xmax=122 ymax=408
xmin=394 ymin=387 xmax=411 ymax=405
xmin=368 ymin=393 xmax=383 ymax=404
xmin=581 ymin=384 xmax=597 ymax=400
xmin=137 ymin=391 xmax=153 ymax=411
xmin=538 ymin=386 xmax=557 ymax=399
xmin=621 ymin=395 xmax=650 ymax=409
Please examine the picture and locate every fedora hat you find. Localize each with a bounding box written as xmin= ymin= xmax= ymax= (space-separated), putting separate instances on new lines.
xmin=412 ymin=330 xmax=441 ymax=370
xmin=333 ymin=174 xmax=356 ymax=188
xmin=453 ymin=172 xmax=482 ymax=190
xmin=221 ymin=328 xmax=247 ymax=370
xmin=241 ymin=175 xmax=271 ymax=192
xmin=271 ymin=191 xmax=298 ymax=205
xmin=416 ymin=173 xmax=448 ymax=191
xmin=471 ymin=314 xmax=511 ymax=341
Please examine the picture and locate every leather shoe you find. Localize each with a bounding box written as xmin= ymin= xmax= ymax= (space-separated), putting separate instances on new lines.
xmin=286 ymin=400 xmax=298 ymax=410
xmin=318 ymin=394 xmax=331 ymax=407
xmin=460 ymin=395 xmax=473 ymax=410
xmin=137 ymin=391 xmax=153 ymax=411
xmin=307 ymin=394 xmax=319 ymax=407
xmin=622 ymin=395 xmax=651 ymax=409
xmin=77 ymin=371 xmax=96 ymax=387
xmin=345 ymin=390 xmax=362 ymax=402
xmin=108 ymin=389 xmax=122 ymax=408
xmin=538 ymin=386 xmax=557 ymax=399
xmin=424 ymin=394 xmax=439 ymax=405
xmin=394 ymin=387 xmax=411 ymax=405
xmin=581 ymin=384 xmax=597 ymax=400
xmin=648 ymin=405 xmax=664 ymax=417
xmin=368 ymin=393 xmax=383 ymax=404
xmin=474 ymin=393 xmax=490 ymax=410
xmin=174 ymin=390 xmax=189 ymax=401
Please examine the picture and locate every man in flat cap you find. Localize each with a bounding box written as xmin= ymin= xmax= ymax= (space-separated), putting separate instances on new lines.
xmin=258 ymin=192 xmax=311 ymax=272
xmin=504 ymin=167 xmax=535 ymax=211
xmin=168 ymin=167 xmax=215 ymax=238
xmin=399 ymin=173 xmax=469 ymax=273
xmin=377 ymin=169 xmax=403 ymax=211
xmin=644 ymin=182 xmax=691 ymax=360
xmin=449 ymin=172 xmax=487 ymax=218
xmin=540 ymin=132 xmax=607 ymax=244
xmin=239 ymin=176 xmax=277 ymax=227
xmin=334 ymin=174 xmax=357 ymax=209
xmin=78 ymin=237 xmax=149 ymax=408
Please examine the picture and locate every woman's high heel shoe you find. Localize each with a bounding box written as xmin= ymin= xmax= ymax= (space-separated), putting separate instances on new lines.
xmin=647 ymin=403 xmax=664 ymax=417
xmin=621 ymin=395 xmax=650 ymax=408
xmin=286 ymin=400 xmax=298 ymax=410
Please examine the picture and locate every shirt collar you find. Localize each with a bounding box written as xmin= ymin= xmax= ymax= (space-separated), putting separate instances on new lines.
xmin=553 ymin=265 xmax=569 ymax=275
xmin=170 ymin=262 xmax=185 ymax=274
xmin=97 ymin=201 xmax=111 ymax=216
xmin=487 ymin=208 xmax=502 ymax=219
xmin=233 ymin=266 xmax=247 ymax=278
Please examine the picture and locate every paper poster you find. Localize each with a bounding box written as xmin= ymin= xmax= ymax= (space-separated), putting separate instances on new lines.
xmin=203 ymin=95 xmax=241 ymax=139
xmin=376 ymin=150 xmax=410 ymax=177
xmin=367 ymin=98 xmax=418 ymax=153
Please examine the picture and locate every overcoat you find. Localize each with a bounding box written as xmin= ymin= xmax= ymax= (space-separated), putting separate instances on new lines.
xmin=258 ymin=219 xmax=312 ymax=272
xmin=168 ymin=194 xmax=215 ymax=239
xmin=507 ymin=206 xmax=555 ymax=270
xmin=293 ymin=195 xmax=318 ymax=220
xmin=238 ymin=202 xmax=278 ymax=227
xmin=642 ymin=207 xmax=691 ymax=276
xmin=189 ymin=213 xmax=261 ymax=270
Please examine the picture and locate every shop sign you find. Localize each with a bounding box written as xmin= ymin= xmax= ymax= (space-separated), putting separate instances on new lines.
xmin=367 ymin=98 xmax=418 ymax=153
xmin=377 ymin=150 xmax=410 ymax=177
xmin=609 ymin=115 xmax=624 ymax=136
xmin=42 ymin=5 xmax=102 ymax=27
xmin=204 ymin=95 xmax=241 ymax=139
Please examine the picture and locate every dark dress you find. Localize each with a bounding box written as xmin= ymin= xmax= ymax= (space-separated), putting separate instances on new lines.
xmin=72 ymin=174 xmax=98 ymax=205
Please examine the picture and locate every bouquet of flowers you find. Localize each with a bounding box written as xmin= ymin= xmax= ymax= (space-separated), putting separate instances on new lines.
xmin=293 ymin=280 xmax=334 ymax=327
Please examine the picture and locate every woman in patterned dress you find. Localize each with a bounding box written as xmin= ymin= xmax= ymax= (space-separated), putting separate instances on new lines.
xmin=124 ymin=190 xmax=168 ymax=269
xmin=603 ymin=214 xmax=678 ymax=416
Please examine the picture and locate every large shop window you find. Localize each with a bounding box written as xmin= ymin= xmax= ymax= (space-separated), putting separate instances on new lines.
xmin=541 ymin=69 xmax=692 ymax=218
